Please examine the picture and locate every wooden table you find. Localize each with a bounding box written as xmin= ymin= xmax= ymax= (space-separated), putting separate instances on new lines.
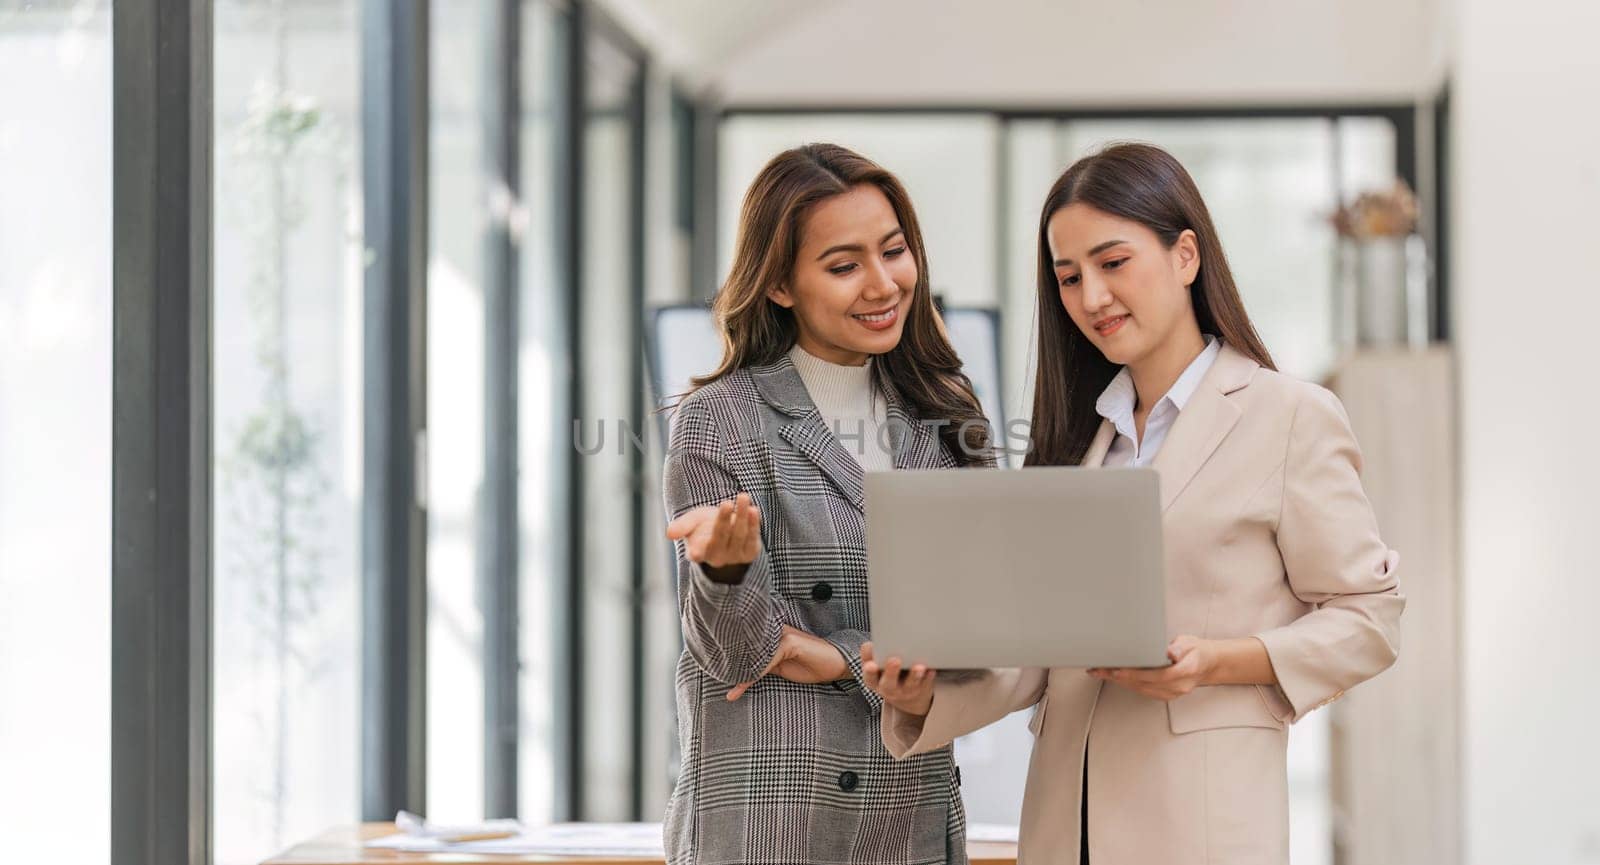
xmin=263 ymin=823 xmax=1019 ymax=865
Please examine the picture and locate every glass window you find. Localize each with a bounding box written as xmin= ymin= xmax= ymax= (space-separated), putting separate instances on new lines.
xmin=212 ymin=2 xmax=364 ymax=862
xmin=0 ymin=3 xmax=112 ymax=861
xmin=1337 ymin=116 xmax=1400 ymax=199
xmin=427 ymin=0 xmax=490 ymax=824
xmin=1056 ymin=118 xmax=1395 ymax=382
xmin=517 ymin=0 xmax=568 ymax=826
xmin=578 ymin=25 xmax=644 ymax=822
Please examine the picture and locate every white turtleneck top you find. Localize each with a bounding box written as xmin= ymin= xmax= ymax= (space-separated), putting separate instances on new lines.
xmin=787 ymin=343 xmax=893 ymax=472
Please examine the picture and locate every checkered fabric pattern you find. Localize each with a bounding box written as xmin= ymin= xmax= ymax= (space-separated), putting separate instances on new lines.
xmin=662 ymin=355 xmax=969 ymax=865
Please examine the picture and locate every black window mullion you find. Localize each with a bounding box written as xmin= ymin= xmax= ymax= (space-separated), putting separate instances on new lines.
xmin=556 ymin=0 xmax=588 ymax=823
xmin=360 ymin=0 xmax=430 ymax=821
xmin=1431 ymin=89 xmax=1450 ymax=342
xmin=111 ymin=1 xmax=214 ymax=863
xmin=690 ymin=97 xmax=720 ymax=303
xmin=626 ymin=58 xmax=649 ymax=823
xmin=1392 ymin=106 xmax=1419 ymax=201
xmin=481 ymin=0 xmax=523 ymax=820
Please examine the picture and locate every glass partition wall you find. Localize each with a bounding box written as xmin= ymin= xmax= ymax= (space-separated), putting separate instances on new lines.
xmin=576 ymin=20 xmax=647 ymax=822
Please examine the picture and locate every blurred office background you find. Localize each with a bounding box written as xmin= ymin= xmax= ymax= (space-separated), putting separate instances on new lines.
xmin=1 ymin=0 xmax=1596 ymax=863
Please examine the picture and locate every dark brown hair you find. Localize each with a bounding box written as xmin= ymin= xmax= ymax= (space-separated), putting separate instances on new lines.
xmin=1026 ymin=142 xmax=1275 ymax=467
xmin=694 ymin=143 xmax=991 ymax=464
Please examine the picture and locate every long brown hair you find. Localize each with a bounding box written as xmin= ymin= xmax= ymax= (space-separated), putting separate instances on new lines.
xmin=1026 ymin=142 xmax=1275 ymax=467
xmin=694 ymin=143 xmax=991 ymax=464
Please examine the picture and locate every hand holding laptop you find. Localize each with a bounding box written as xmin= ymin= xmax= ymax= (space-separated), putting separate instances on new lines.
xmin=859 ymin=641 xmax=934 ymax=717
xmin=867 ymin=631 xmax=1246 ymax=706
xmin=1085 ymin=634 xmax=1211 ymax=700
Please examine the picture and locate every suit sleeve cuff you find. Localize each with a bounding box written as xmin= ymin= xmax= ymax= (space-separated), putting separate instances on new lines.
xmin=688 ymin=551 xmax=770 ymax=601
xmin=823 ymin=628 xmax=883 ymax=714
xmin=879 ymin=683 xmax=969 ymax=758
xmin=1255 ymin=626 xmax=1329 ymax=722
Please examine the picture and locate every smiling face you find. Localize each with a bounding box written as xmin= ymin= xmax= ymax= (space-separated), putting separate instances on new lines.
xmin=1047 ymin=202 xmax=1201 ymax=367
xmin=767 ymin=183 xmax=917 ymax=366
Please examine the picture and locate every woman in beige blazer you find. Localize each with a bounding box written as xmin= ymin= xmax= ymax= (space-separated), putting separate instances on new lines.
xmin=862 ymin=143 xmax=1405 ymax=865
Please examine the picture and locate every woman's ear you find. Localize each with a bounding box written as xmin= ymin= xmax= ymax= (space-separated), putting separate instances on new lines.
xmin=1175 ymin=229 xmax=1201 ymax=287
xmin=767 ymin=283 xmax=796 ymax=309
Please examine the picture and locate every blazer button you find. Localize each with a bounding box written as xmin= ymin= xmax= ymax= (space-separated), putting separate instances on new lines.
xmin=838 ymin=770 xmax=859 ymax=792
xmin=811 ymin=581 xmax=833 ymax=602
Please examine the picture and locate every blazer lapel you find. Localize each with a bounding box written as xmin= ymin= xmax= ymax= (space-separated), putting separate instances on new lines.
xmin=779 ymin=414 xmax=866 ymax=511
xmin=1082 ymin=419 xmax=1116 ymax=468
xmin=752 ymin=356 xmax=867 ymax=513
xmin=885 ymin=389 xmax=949 ymax=470
xmin=1149 ymin=344 xmax=1257 ymax=512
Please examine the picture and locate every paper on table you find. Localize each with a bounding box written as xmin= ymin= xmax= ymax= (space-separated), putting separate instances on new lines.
xmin=367 ymin=822 xmax=665 ymax=857
xmin=381 ymin=809 xmax=522 ymax=844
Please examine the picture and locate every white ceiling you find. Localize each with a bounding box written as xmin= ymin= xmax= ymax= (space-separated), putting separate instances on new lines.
xmin=594 ymin=0 xmax=844 ymax=92
xmin=597 ymin=0 xmax=1448 ymax=107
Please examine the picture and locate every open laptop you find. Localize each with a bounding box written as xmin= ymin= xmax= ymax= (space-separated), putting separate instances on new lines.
xmin=865 ymin=467 xmax=1169 ymax=670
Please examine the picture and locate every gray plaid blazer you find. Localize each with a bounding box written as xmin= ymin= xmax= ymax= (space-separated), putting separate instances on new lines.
xmin=662 ymin=354 xmax=969 ymax=865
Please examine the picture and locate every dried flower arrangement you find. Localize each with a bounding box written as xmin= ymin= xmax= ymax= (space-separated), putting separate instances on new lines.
xmin=1331 ymin=180 xmax=1419 ymax=239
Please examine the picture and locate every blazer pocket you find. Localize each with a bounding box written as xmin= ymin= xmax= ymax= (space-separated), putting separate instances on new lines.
xmin=1167 ymin=684 xmax=1286 ymax=735
xmin=1026 ymin=695 xmax=1049 ymax=738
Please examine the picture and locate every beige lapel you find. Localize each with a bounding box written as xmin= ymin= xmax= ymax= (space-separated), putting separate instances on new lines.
xmin=1081 ymin=419 xmax=1116 ymax=468
xmin=1149 ymin=344 xmax=1259 ymax=511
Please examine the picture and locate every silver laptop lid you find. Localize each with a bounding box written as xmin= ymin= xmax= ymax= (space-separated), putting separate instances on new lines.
xmin=865 ymin=466 xmax=1168 ymax=669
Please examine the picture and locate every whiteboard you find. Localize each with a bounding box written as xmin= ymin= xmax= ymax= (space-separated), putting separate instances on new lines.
xmin=939 ymin=306 xmax=1006 ymax=435
xmin=648 ymin=305 xmax=725 ymax=418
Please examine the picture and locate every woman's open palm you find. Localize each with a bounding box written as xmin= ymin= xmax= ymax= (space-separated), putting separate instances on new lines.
xmin=666 ymin=492 xmax=761 ymax=572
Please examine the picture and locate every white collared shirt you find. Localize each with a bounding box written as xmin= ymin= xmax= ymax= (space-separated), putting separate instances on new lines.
xmin=1097 ymin=336 xmax=1221 ymax=468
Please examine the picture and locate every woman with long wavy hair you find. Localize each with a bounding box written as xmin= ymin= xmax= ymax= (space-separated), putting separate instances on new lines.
xmin=866 ymin=143 xmax=1404 ymax=864
xmin=661 ymin=142 xmax=990 ymax=864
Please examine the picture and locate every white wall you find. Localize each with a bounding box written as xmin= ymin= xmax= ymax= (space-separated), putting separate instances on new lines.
xmin=713 ymin=0 xmax=1444 ymax=107
xmin=1452 ymin=1 xmax=1600 ymax=863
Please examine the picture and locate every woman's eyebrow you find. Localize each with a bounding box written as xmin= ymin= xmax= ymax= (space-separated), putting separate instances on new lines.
xmin=815 ymin=228 xmax=906 ymax=261
xmin=1054 ymin=238 xmax=1129 ymax=267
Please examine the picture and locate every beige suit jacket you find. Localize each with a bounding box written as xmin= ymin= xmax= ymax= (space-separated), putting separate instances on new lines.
xmin=882 ymin=344 xmax=1405 ymax=865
